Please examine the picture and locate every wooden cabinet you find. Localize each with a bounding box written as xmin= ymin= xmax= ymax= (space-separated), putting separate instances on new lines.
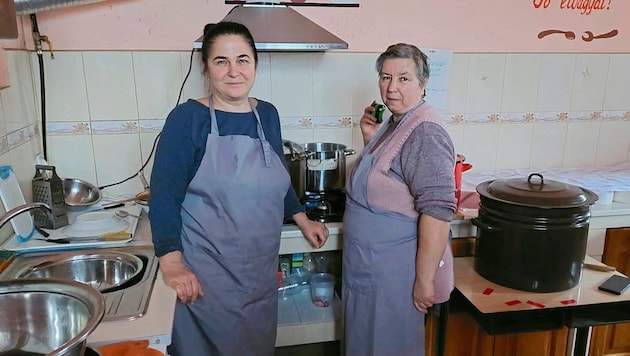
xmin=426 ymin=237 xmax=569 ymax=356
xmin=589 ymin=227 xmax=630 ymax=356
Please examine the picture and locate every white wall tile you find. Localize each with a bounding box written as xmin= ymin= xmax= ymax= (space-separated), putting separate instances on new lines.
xmin=464 ymin=54 xmax=505 ymax=114
xmin=312 ymin=53 xmax=353 ymax=116
xmin=569 ymin=54 xmax=610 ymax=112
xmin=461 ymin=123 xmax=500 ymax=171
xmin=281 ymin=128 xmax=314 ymax=146
xmin=351 ymin=53 xmax=380 ymax=115
xmin=46 ymin=135 xmax=97 ymax=183
xmin=0 ymin=92 xmax=6 ymax=137
xmin=563 ymin=121 xmax=601 ymax=167
xmin=133 ymin=52 xmax=182 ymax=120
xmin=530 ymin=122 xmax=567 ymax=168
xmin=270 ymin=53 xmax=313 ymax=117
xmin=536 ymin=54 xmax=575 ymax=112
xmin=251 ymin=53 xmax=272 ymax=102
xmin=495 ymin=123 xmax=533 ymax=169
xmin=139 ymin=132 xmax=160 ymax=185
xmin=445 ymin=54 xmax=469 ymax=113
xmin=41 ymin=52 xmax=89 ymax=122
xmin=180 ymin=51 xmax=206 ymax=102
xmin=92 ymin=134 xmax=143 ymax=197
xmin=444 ymin=123 xmax=464 ymax=155
xmin=83 ymin=52 xmax=138 ymax=121
xmin=313 ymin=127 xmax=352 ymax=148
xmin=603 ymin=54 xmax=630 ymax=111
xmin=596 ymin=121 xmax=630 ymax=166
xmin=500 ymin=54 xmax=541 ymax=113
xmin=3 ymin=51 xmax=37 ymax=133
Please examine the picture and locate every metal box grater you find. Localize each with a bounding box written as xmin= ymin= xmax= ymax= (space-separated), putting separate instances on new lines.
xmin=32 ymin=164 xmax=68 ymax=229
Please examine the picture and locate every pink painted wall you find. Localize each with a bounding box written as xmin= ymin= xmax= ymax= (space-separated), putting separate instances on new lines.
xmin=1 ymin=0 xmax=629 ymax=52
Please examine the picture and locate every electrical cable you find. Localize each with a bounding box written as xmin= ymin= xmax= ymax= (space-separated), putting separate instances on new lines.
xmin=98 ymin=47 xmax=197 ymax=191
xmin=30 ymin=14 xmax=47 ymax=160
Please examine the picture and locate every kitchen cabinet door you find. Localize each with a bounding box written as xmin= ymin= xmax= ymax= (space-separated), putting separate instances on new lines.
xmin=589 ymin=227 xmax=630 ymax=356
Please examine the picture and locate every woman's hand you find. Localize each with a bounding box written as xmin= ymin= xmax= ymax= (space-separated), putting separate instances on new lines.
xmin=412 ymin=277 xmax=436 ymax=314
xmin=293 ymin=212 xmax=329 ymax=249
xmin=159 ymin=251 xmax=204 ymax=304
xmin=360 ymin=102 xmax=383 ymax=145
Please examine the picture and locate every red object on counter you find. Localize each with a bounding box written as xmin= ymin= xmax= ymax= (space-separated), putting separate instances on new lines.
xmin=505 ymin=299 xmax=522 ymax=306
xmin=454 ymin=154 xmax=473 ymax=211
xmin=482 ymin=288 xmax=494 ymax=295
xmin=526 ymin=300 xmax=546 ymax=308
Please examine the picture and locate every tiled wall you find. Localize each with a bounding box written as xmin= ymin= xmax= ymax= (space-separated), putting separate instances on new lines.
xmin=2 ymin=50 xmax=630 ymax=199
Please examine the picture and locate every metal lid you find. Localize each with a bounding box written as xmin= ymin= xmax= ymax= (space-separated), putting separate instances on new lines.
xmin=477 ymin=173 xmax=599 ymax=208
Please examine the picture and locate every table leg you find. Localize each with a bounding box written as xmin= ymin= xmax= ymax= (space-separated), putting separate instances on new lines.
xmin=573 ymin=326 xmax=591 ymax=356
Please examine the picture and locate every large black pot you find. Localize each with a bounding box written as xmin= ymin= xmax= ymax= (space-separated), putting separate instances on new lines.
xmin=473 ymin=173 xmax=599 ymax=293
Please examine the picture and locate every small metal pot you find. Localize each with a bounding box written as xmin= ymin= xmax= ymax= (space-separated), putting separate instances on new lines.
xmin=303 ymin=142 xmax=355 ymax=194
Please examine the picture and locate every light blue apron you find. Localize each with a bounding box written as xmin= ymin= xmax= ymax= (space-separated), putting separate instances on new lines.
xmin=169 ymin=96 xmax=290 ymax=356
xmin=342 ymin=104 xmax=428 ymax=356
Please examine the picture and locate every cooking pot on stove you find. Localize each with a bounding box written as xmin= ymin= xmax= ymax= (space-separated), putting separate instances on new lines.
xmin=283 ymin=140 xmax=310 ymax=197
xmin=303 ymin=142 xmax=355 ymax=194
xmin=473 ymin=173 xmax=599 ymax=292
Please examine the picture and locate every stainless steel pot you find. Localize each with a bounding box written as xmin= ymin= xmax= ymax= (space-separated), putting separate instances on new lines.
xmin=303 ymin=142 xmax=355 ymax=193
xmin=473 ymin=173 xmax=599 ymax=292
xmin=283 ymin=140 xmax=310 ymax=197
xmin=0 ymin=279 xmax=105 ymax=355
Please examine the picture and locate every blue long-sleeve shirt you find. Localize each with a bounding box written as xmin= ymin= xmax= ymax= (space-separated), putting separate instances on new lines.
xmin=148 ymin=99 xmax=304 ymax=257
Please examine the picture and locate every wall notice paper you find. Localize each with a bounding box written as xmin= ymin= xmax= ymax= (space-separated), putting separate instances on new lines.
xmin=421 ymin=48 xmax=452 ymax=111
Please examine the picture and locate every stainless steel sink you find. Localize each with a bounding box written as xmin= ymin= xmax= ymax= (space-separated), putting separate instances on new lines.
xmin=0 ymin=245 xmax=158 ymax=322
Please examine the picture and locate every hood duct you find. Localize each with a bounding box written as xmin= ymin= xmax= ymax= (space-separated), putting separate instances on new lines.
xmin=194 ymin=5 xmax=348 ymax=51
xmin=14 ymin=0 xmax=108 ymax=15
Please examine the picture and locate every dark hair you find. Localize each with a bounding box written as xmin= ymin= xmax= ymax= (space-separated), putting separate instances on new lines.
xmin=375 ymin=43 xmax=430 ymax=87
xmin=201 ymin=22 xmax=258 ymax=74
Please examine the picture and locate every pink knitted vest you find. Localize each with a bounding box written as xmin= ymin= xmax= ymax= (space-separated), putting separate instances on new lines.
xmin=366 ymin=103 xmax=454 ymax=304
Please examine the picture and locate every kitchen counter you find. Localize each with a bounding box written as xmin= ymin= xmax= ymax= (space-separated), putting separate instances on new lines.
xmin=86 ymin=210 xmax=176 ymax=353
xmin=451 ymin=256 xmax=630 ymax=356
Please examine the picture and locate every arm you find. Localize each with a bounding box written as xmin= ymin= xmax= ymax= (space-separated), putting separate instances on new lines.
xmin=149 ymin=101 xmax=206 ymax=303
xmin=413 ymin=215 xmax=450 ymax=313
xmin=258 ymin=100 xmax=329 ymax=247
xmin=396 ymin=121 xmax=456 ymax=313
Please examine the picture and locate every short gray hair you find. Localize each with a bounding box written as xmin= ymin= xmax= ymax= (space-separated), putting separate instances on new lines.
xmin=375 ymin=43 xmax=429 ymax=87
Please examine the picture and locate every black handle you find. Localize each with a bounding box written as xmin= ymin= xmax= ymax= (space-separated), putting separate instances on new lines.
xmin=471 ymin=218 xmax=501 ymax=232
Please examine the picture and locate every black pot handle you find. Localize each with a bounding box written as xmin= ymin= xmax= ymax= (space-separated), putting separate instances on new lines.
xmin=471 ymin=218 xmax=501 ymax=232
xmin=527 ymin=173 xmax=544 ymax=186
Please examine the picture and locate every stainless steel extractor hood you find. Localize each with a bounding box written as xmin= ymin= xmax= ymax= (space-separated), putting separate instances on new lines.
xmin=14 ymin=0 xmax=109 ymax=15
xmin=193 ymin=4 xmax=348 ymax=51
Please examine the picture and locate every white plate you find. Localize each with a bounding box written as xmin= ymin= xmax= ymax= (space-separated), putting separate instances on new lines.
xmin=62 ymin=211 xmax=130 ymax=238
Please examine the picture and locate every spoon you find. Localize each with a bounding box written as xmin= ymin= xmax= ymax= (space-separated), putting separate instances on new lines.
xmin=115 ymin=210 xmax=141 ymax=219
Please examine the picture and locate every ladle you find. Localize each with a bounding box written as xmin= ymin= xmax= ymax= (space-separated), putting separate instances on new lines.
xmin=115 ymin=210 xmax=141 ymax=219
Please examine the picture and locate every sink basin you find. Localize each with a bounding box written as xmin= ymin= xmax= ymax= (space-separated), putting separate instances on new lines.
xmin=0 ymin=245 xmax=158 ymax=321
xmin=15 ymin=251 xmax=144 ymax=293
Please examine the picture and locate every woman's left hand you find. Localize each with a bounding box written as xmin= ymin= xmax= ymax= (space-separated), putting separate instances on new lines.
xmin=412 ymin=278 xmax=436 ymax=314
xmin=293 ymin=212 xmax=329 ymax=248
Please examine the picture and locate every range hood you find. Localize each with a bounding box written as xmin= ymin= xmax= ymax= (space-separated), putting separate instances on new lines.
xmin=193 ymin=4 xmax=348 ymax=51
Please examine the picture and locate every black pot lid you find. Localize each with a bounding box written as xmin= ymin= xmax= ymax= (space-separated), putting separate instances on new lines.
xmin=477 ymin=173 xmax=599 ymax=207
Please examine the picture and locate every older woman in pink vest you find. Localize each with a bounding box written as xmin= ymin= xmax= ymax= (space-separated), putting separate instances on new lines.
xmin=342 ymin=43 xmax=457 ymax=356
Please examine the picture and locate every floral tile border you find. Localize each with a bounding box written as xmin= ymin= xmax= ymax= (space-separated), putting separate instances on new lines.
xmin=36 ymin=109 xmax=630 ymax=137
xmin=6 ymin=123 xmax=38 ymax=150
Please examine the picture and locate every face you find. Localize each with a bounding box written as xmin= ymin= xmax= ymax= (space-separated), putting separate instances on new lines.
xmin=206 ymin=34 xmax=256 ymax=103
xmin=378 ymin=58 xmax=425 ymax=117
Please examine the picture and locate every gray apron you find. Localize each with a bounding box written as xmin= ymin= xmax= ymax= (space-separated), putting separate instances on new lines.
xmin=342 ymin=108 xmax=427 ymax=356
xmin=169 ymin=96 xmax=290 ymax=356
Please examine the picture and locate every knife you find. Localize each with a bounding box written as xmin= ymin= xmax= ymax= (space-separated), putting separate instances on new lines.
xmin=69 ymin=231 xmax=132 ymax=242
xmin=583 ymin=262 xmax=616 ymax=272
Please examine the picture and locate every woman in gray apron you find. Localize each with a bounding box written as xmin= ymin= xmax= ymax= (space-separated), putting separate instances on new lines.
xmin=149 ymin=22 xmax=328 ymax=356
xmin=342 ymin=43 xmax=457 ymax=356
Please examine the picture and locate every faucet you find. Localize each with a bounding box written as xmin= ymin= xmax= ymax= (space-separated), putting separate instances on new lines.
xmin=0 ymin=202 xmax=51 ymax=231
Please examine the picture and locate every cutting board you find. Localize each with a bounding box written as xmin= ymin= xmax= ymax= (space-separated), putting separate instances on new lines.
xmin=0 ymin=165 xmax=34 ymax=242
